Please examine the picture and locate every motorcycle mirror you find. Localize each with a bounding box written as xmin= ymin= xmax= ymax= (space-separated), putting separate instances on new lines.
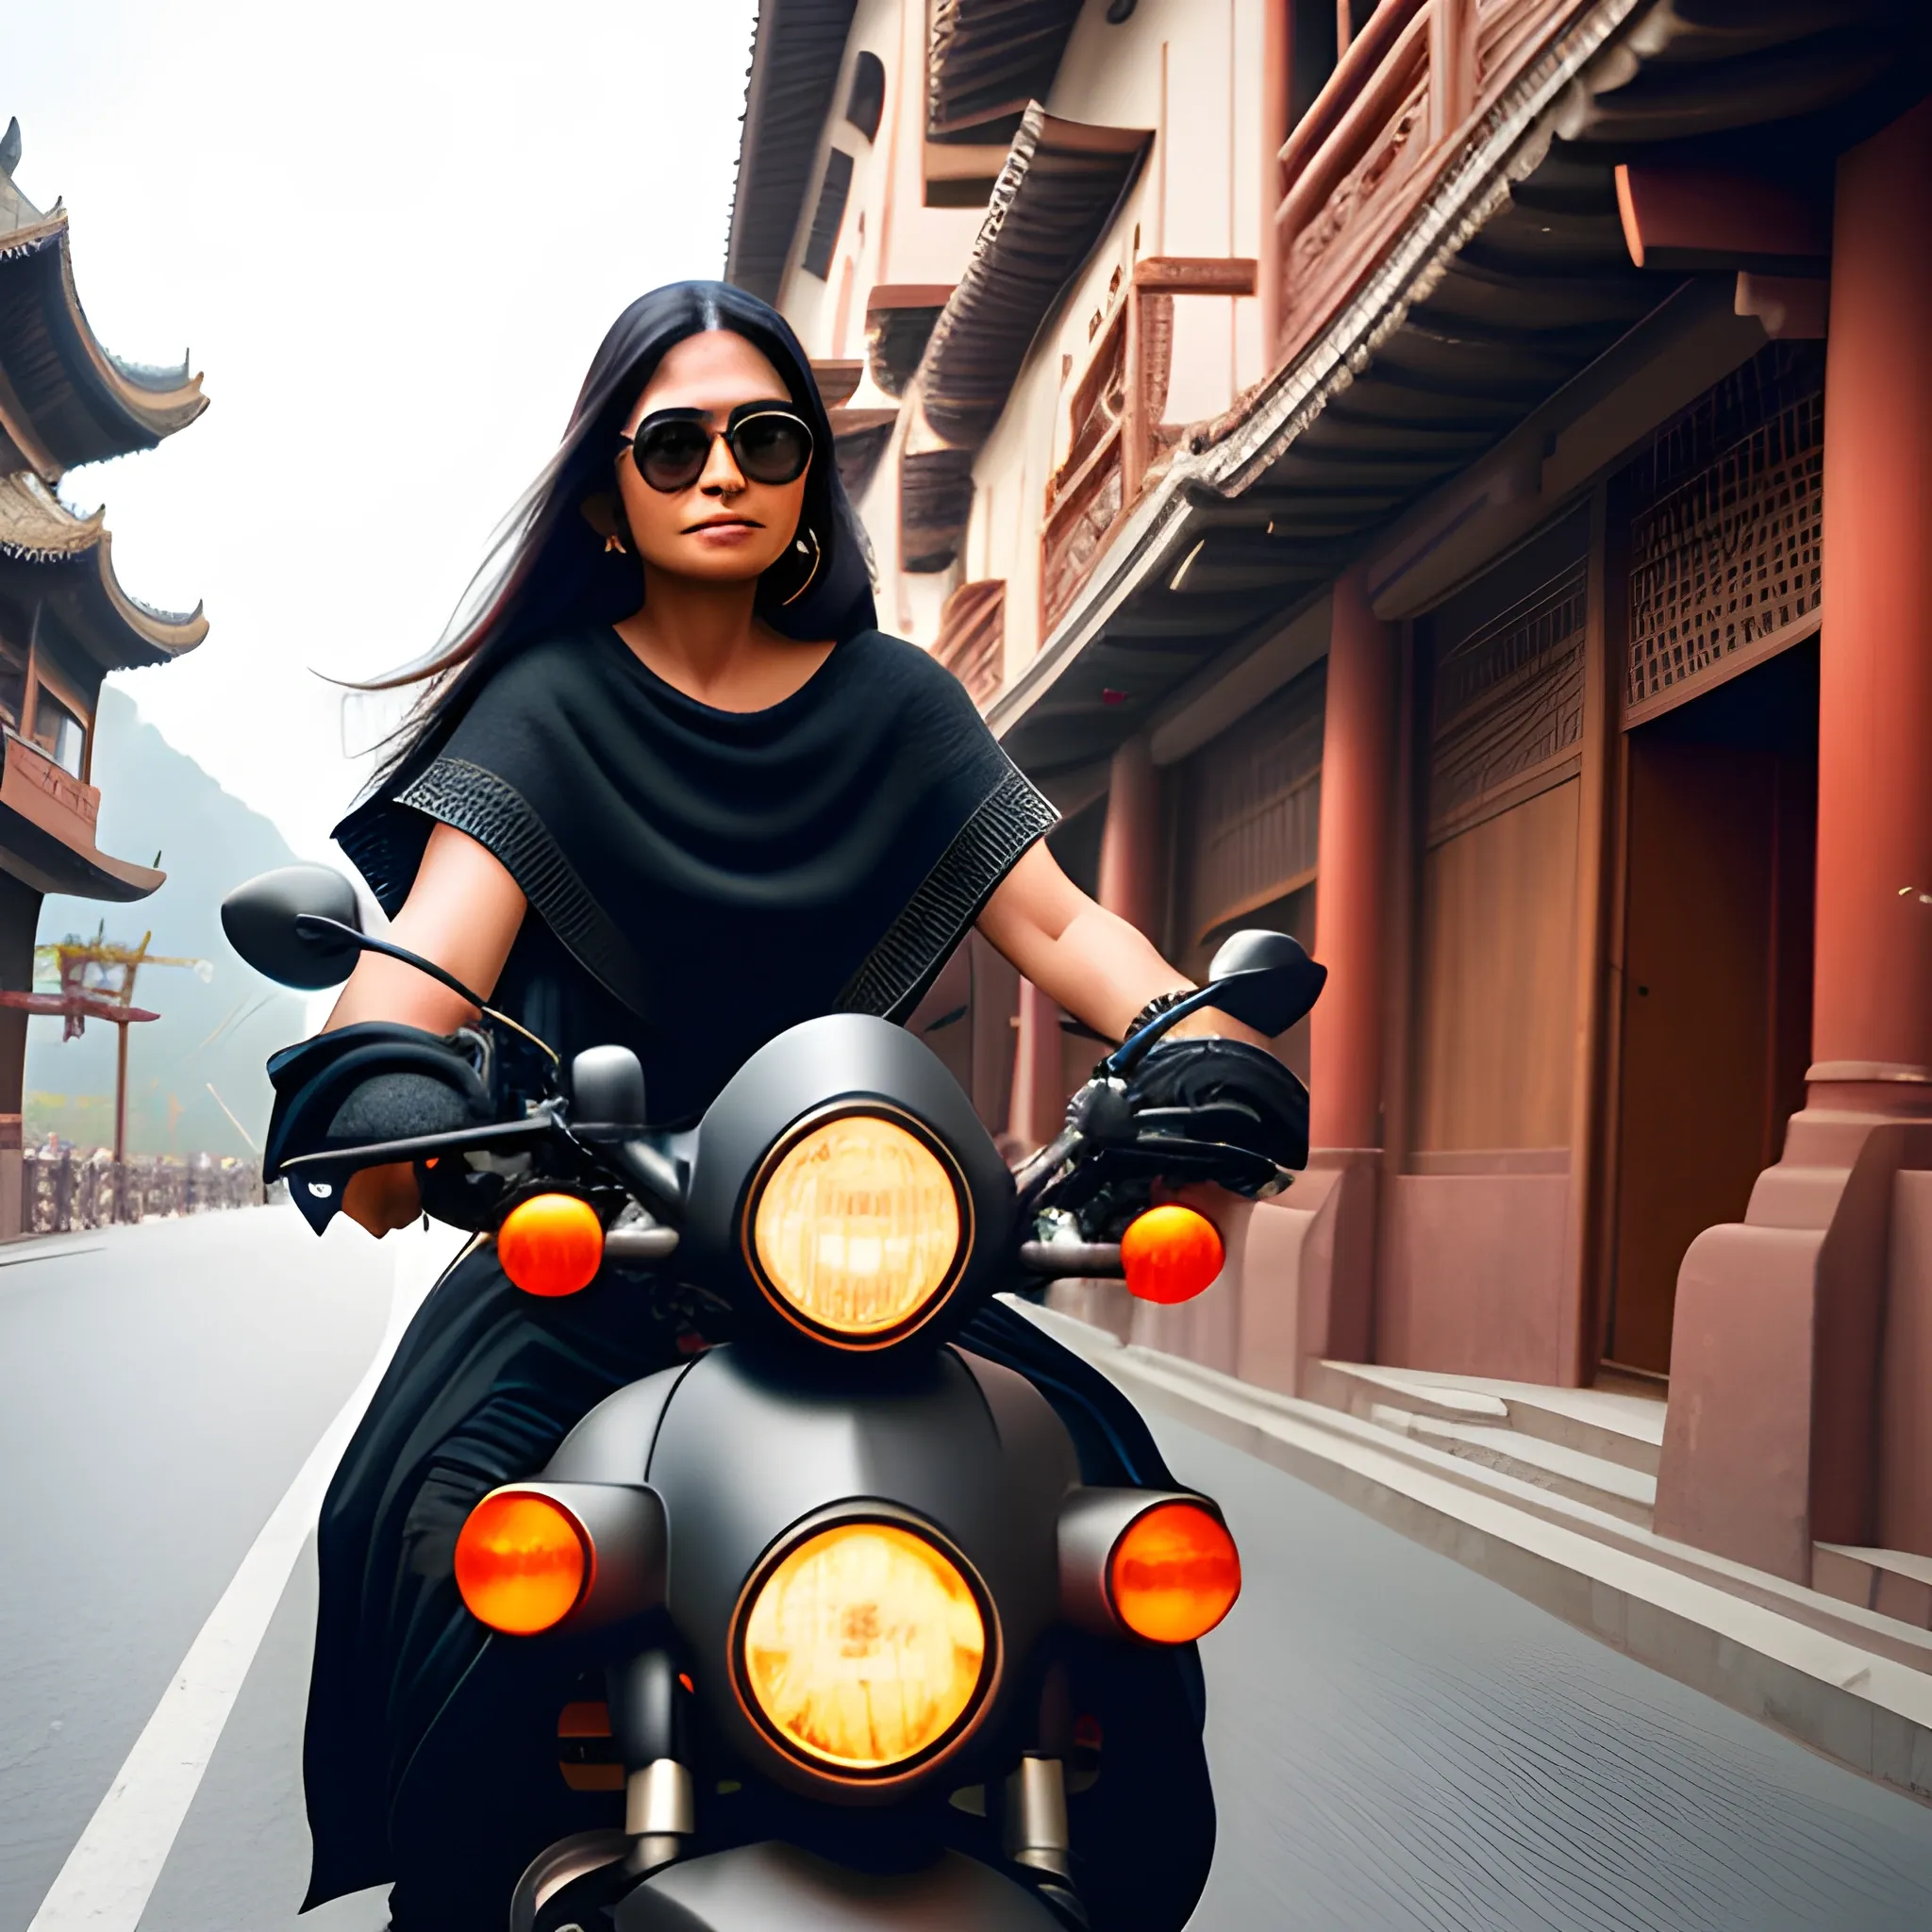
xmin=222 ymin=864 xmax=494 ymax=1015
xmin=1204 ymin=929 xmax=1327 ymax=1036
xmin=1100 ymin=928 xmax=1329 ymax=1081
xmin=221 ymin=865 xmax=365 ymax=990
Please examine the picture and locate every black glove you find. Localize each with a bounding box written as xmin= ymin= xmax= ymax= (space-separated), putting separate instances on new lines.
xmin=1124 ymin=1037 xmax=1310 ymax=1175
xmin=263 ymin=1022 xmax=493 ymax=1229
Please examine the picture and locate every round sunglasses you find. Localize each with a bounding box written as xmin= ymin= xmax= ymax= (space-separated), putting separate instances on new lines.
xmin=619 ymin=403 xmax=814 ymax=493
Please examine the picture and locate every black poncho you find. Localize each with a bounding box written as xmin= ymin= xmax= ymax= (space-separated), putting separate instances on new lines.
xmin=337 ymin=624 xmax=1056 ymax=1121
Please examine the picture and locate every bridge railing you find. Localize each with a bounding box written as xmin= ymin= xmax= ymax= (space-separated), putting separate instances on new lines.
xmin=23 ymin=1149 xmax=264 ymax=1233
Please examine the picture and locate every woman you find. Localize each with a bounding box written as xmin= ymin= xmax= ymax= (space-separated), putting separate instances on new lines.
xmin=288 ymin=282 xmax=1303 ymax=1926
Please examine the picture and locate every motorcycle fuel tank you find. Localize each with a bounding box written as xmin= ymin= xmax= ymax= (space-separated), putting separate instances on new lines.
xmin=641 ymin=1340 xmax=1078 ymax=1804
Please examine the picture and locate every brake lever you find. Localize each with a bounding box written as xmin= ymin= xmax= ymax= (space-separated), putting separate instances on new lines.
xmin=1011 ymin=1074 xmax=1137 ymax=1198
xmin=275 ymin=1110 xmax=559 ymax=1177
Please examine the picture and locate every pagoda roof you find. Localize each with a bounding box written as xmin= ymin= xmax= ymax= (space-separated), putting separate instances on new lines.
xmin=725 ymin=2 xmax=862 ymax=305
xmin=0 ymin=472 xmax=208 ymax=672
xmin=917 ymin=108 xmax=1151 ymax=449
xmin=0 ymin=122 xmax=207 ymax=481
xmin=928 ymin=0 xmax=1085 ymax=139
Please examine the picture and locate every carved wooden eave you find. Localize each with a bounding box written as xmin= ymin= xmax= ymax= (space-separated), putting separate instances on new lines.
xmin=724 ymin=0 xmax=863 ymax=304
xmin=865 ymin=285 xmax=955 ymax=399
xmin=986 ymin=0 xmax=1928 ymax=782
xmin=916 ymin=107 xmax=1152 ymax=451
xmin=931 ymin=577 xmax=1007 ymax=707
xmin=899 ymin=442 xmax=977 ymax=574
xmin=830 ymin=404 xmax=897 ymax=502
xmin=0 ymin=473 xmax=208 ymax=671
xmin=0 ymin=210 xmax=206 ymax=481
xmin=810 ymin=358 xmax=864 ymax=408
xmin=927 ymin=0 xmax=1085 ymax=139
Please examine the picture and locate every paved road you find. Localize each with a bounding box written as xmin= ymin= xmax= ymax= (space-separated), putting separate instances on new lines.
xmin=0 ymin=1210 xmax=396 ymax=1932
xmin=5 ymin=1210 xmax=1931 ymax=1930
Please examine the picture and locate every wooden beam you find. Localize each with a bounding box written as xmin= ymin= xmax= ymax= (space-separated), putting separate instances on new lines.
xmin=1614 ymin=162 xmax=1830 ymax=275
xmin=864 ymin=282 xmax=955 ymax=313
xmin=1132 ymin=256 xmax=1258 ymax=296
xmin=809 ymin=358 xmax=863 ymax=408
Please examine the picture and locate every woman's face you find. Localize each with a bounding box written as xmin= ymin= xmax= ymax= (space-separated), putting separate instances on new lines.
xmin=616 ymin=330 xmax=809 ymax=588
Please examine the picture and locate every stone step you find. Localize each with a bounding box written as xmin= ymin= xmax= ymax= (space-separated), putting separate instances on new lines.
xmin=1315 ymin=1357 xmax=1665 ymax=1475
xmin=1815 ymin=1544 xmax=1932 ymax=1631
xmin=1367 ymin=1405 xmax=1657 ymax=1525
xmin=1019 ymin=1302 xmax=1932 ymax=1681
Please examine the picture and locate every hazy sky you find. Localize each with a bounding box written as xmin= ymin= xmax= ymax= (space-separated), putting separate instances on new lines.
xmin=8 ymin=0 xmax=759 ymax=858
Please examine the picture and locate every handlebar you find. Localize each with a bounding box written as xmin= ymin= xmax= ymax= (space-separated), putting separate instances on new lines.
xmin=275 ymin=1110 xmax=560 ymax=1178
xmin=1018 ymin=1239 xmax=1123 ymax=1279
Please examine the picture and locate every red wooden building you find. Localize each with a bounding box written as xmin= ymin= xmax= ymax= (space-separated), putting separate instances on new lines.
xmin=734 ymin=2 xmax=1932 ymax=1605
xmin=0 ymin=119 xmax=208 ymax=1230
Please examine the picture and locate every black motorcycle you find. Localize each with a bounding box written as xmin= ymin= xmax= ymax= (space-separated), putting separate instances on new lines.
xmin=225 ymin=867 xmax=1323 ymax=1932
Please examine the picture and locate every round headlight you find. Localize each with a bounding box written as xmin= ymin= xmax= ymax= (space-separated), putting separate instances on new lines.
xmin=748 ymin=1110 xmax=965 ymax=1344
xmin=738 ymin=1520 xmax=990 ymax=1773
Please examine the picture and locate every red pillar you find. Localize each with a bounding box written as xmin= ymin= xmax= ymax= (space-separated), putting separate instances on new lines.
xmin=1276 ymin=569 xmax=1400 ymax=1373
xmin=1008 ymin=977 xmax=1066 ymax=1151
xmin=1258 ymin=0 xmax=1290 ymax=363
xmin=1011 ymin=734 xmax=1162 ymax=1152
xmin=1310 ymin=569 xmax=1399 ymax=1150
xmin=1097 ymin=733 xmax=1160 ymax=939
xmin=1811 ymin=95 xmax=1932 ymax=1113
xmin=1817 ymin=96 xmax=1932 ymax=1559
xmin=1656 ymin=97 xmax=1932 ymax=1577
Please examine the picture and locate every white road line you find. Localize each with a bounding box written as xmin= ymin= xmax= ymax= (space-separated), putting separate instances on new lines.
xmin=0 ymin=1241 xmax=105 ymax=1270
xmin=27 ymin=1223 xmax=468 ymax=1932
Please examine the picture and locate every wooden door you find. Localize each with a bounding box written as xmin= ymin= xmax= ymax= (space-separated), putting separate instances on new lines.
xmin=1608 ymin=740 xmax=1778 ymax=1372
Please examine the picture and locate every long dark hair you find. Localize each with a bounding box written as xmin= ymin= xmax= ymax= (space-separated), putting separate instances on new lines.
xmin=364 ymin=281 xmax=876 ymax=782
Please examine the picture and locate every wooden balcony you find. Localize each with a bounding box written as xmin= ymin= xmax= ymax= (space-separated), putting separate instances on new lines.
xmin=1041 ymin=258 xmax=1256 ymax=638
xmin=0 ymin=731 xmax=161 ymax=900
xmin=1272 ymin=0 xmax=1575 ymax=373
xmin=1032 ymin=0 xmax=1603 ymax=655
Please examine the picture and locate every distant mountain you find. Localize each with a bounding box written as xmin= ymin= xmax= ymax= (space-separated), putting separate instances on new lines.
xmin=25 ymin=683 xmax=310 ymax=1158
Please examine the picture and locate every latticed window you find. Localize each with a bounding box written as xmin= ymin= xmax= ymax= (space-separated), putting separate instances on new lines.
xmin=1624 ymin=344 xmax=1824 ymax=719
xmin=1176 ymin=662 xmax=1325 ymax=947
xmin=1428 ymin=560 xmax=1587 ymax=845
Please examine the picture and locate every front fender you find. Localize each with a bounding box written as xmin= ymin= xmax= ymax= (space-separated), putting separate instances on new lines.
xmin=612 ymin=1841 xmax=1062 ymax=1931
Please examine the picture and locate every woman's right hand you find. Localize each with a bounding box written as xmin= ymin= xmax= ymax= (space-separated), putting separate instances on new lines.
xmin=323 ymin=822 xmax=527 ymax=1241
xmin=344 ymin=1162 xmax=423 ymax=1237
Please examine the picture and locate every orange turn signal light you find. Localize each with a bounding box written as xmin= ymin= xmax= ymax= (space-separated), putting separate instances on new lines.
xmin=1120 ymin=1204 xmax=1224 ymax=1305
xmin=455 ymin=1489 xmax=591 ymax=1635
xmin=498 ymin=1192 xmax=604 ymax=1297
xmin=1109 ymin=1500 xmax=1241 ymax=1643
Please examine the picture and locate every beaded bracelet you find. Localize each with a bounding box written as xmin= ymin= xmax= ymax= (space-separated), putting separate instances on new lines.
xmin=1121 ymin=986 xmax=1196 ymax=1045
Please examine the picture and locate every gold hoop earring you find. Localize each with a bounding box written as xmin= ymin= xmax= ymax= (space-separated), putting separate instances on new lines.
xmin=605 ymin=532 xmax=627 ymax=556
xmin=778 ymin=525 xmax=822 ymax=607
